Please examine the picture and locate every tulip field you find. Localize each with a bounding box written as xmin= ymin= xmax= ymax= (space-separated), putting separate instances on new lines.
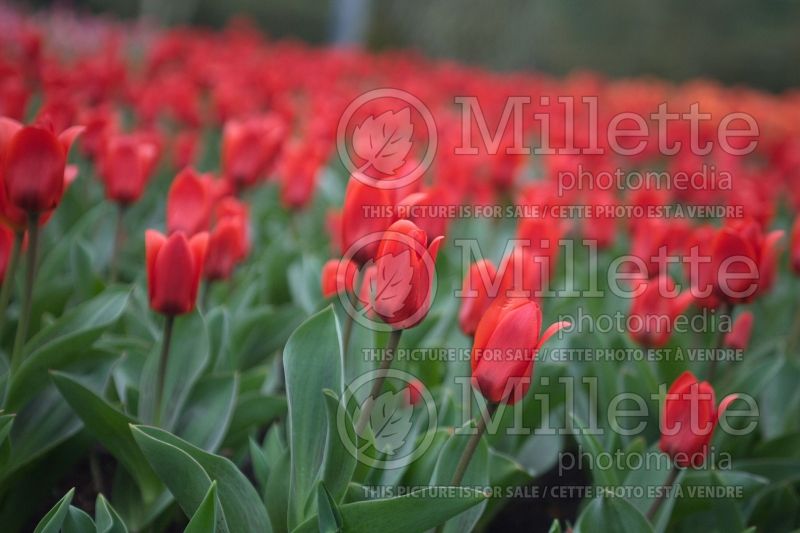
xmin=0 ymin=5 xmax=799 ymax=533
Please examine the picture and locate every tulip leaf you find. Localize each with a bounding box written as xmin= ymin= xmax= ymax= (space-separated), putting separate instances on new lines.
xmin=131 ymin=425 xmax=271 ymax=533
xmin=174 ymin=373 xmax=239 ymax=452
xmin=316 ymin=482 xmax=343 ymax=533
xmin=319 ymin=390 xmax=357 ymax=506
xmin=185 ymin=481 xmax=218 ymax=533
xmin=139 ymin=312 xmax=210 ymax=428
xmin=6 ymin=288 xmax=130 ymax=410
xmin=51 ymin=371 xmax=163 ymax=504
xmin=33 ymin=488 xmax=74 ymax=533
xmin=429 ymin=421 xmax=490 ymax=533
xmin=292 ymin=487 xmax=489 ymax=533
xmin=63 ymin=506 xmax=95 ymax=533
xmin=574 ymin=495 xmax=653 ymax=533
xmin=95 ymin=494 xmax=128 ymax=533
xmin=283 ymin=306 xmax=343 ymax=528
xmin=570 ymin=413 xmax=620 ymax=486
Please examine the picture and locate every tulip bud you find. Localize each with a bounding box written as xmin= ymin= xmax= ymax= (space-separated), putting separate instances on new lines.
xmin=471 ymin=297 xmax=570 ymax=404
xmin=710 ymin=219 xmax=783 ymax=305
xmin=403 ymin=379 xmax=424 ymax=407
xmin=724 ymin=311 xmax=754 ymax=351
xmin=458 ymin=259 xmax=497 ymax=336
xmin=99 ymin=134 xmax=158 ymax=205
xmin=321 ymin=258 xmax=357 ymax=298
xmin=222 ymin=114 xmax=286 ymax=190
xmin=167 ymin=167 xmax=214 ymax=236
xmin=660 ymin=371 xmax=737 ymax=467
xmin=2 ymin=123 xmax=83 ymax=214
xmin=146 ymin=230 xmax=208 ymax=315
xmin=628 ymin=274 xmax=693 ymax=348
xmin=372 ymin=219 xmax=442 ymax=330
xmin=341 ymin=178 xmax=395 ymax=265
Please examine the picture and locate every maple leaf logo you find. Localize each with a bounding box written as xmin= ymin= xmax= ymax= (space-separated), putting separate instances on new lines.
xmin=367 ymin=249 xmax=415 ymax=319
xmin=352 ymin=108 xmax=414 ymax=176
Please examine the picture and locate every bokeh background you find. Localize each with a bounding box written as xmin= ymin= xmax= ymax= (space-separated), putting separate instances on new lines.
xmin=15 ymin=0 xmax=800 ymax=91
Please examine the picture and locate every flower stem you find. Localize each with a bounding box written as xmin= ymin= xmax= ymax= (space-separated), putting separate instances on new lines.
xmin=341 ymin=268 xmax=363 ymax=359
xmin=154 ymin=315 xmax=175 ymax=426
xmin=355 ymin=329 xmax=402 ymax=435
xmin=109 ymin=204 xmax=127 ymax=282
xmin=10 ymin=214 xmax=40 ymax=374
xmin=646 ymin=464 xmax=680 ymax=522
xmin=708 ymin=302 xmax=731 ymax=381
xmin=0 ymin=231 xmax=23 ymax=345
xmin=451 ymin=402 xmax=497 ymax=486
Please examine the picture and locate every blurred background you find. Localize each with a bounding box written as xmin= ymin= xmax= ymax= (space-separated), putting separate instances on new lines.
xmin=13 ymin=0 xmax=800 ymax=91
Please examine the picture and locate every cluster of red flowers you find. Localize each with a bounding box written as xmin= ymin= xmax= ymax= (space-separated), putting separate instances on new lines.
xmin=1 ymin=7 xmax=799 ymax=477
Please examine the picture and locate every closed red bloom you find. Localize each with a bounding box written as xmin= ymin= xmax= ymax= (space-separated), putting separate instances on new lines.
xmin=99 ymin=133 xmax=158 ymax=204
xmin=685 ymin=225 xmax=721 ymax=310
xmin=203 ymin=198 xmax=250 ymax=281
xmin=724 ymin=311 xmax=754 ymax=351
xmin=628 ymin=274 xmax=694 ymax=348
xmin=403 ymin=379 xmax=424 ymax=407
xmin=497 ymin=245 xmax=548 ymax=301
xmin=372 ymin=219 xmax=443 ymax=330
xmin=2 ymin=123 xmax=83 ymax=214
xmin=459 ymin=259 xmax=498 ymax=336
xmin=516 ymin=215 xmax=570 ymax=279
xmin=341 ymin=178 xmax=395 ymax=265
xmin=660 ymin=371 xmax=737 ymax=467
xmin=279 ymin=141 xmax=321 ymax=210
xmin=397 ymin=189 xmax=449 ymax=241
xmin=167 ymin=167 xmax=215 ymax=236
xmin=320 ymin=258 xmax=357 ymax=298
xmin=471 ymin=297 xmax=570 ymax=404
xmin=791 ymin=216 xmax=800 ymax=275
xmin=146 ymin=230 xmax=208 ymax=315
xmin=709 ymin=219 xmax=783 ymax=304
xmin=222 ymin=114 xmax=286 ymax=190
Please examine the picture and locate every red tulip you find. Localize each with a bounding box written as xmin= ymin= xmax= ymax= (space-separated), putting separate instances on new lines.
xmin=660 ymin=371 xmax=737 ymax=467
xmin=397 ymin=189 xmax=449 ymax=241
xmin=1 ymin=121 xmax=83 ymax=216
xmin=145 ymin=230 xmax=208 ymax=315
xmin=471 ymin=297 xmax=570 ymax=404
xmin=724 ymin=311 xmax=754 ymax=351
xmin=222 ymin=114 xmax=286 ymax=190
xmin=497 ymin=245 xmax=548 ymax=301
xmin=279 ymin=140 xmax=321 ymax=210
xmin=372 ymin=219 xmax=442 ymax=330
xmin=167 ymin=168 xmax=214 ymax=236
xmin=320 ymin=258 xmax=357 ymax=298
xmin=203 ymin=198 xmax=250 ymax=281
xmin=709 ymin=219 xmax=783 ymax=304
xmin=791 ymin=216 xmax=800 ymax=275
xmin=341 ymin=178 xmax=395 ymax=266
xmin=627 ymin=217 xmax=672 ymax=279
xmin=99 ymin=133 xmax=158 ymax=204
xmin=516 ymin=215 xmax=569 ymax=278
xmin=459 ymin=259 xmax=498 ymax=336
xmin=685 ymin=225 xmax=721 ymax=310
xmin=628 ymin=274 xmax=694 ymax=348
xmin=403 ymin=378 xmax=424 ymax=406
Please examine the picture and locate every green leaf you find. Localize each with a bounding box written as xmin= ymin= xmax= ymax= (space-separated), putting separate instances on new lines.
xmin=0 ymin=414 xmax=15 ymax=444
xmin=63 ymin=506 xmax=95 ymax=533
xmin=131 ymin=425 xmax=271 ymax=533
xmin=185 ymin=481 xmax=218 ymax=533
xmin=292 ymin=487 xmax=489 ymax=533
xmin=319 ymin=390 xmax=356 ymax=505
xmin=33 ymin=488 xmax=74 ymax=533
xmin=570 ymin=413 xmax=620 ymax=486
xmin=51 ymin=372 xmax=162 ymax=504
xmin=224 ymin=392 xmax=286 ymax=448
xmin=174 ymin=373 xmax=239 ymax=452
xmin=265 ymin=448 xmax=291 ymax=533
xmin=283 ymin=306 xmax=343 ymax=528
xmin=95 ymin=494 xmax=128 ymax=533
xmin=139 ymin=313 xmax=210 ymax=428
xmin=574 ymin=496 xmax=653 ymax=533
xmin=548 ymin=520 xmax=563 ymax=533
xmin=430 ymin=422 xmax=490 ymax=533
xmin=6 ymin=288 xmax=129 ymax=409
xmin=316 ymin=483 xmax=343 ymax=533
